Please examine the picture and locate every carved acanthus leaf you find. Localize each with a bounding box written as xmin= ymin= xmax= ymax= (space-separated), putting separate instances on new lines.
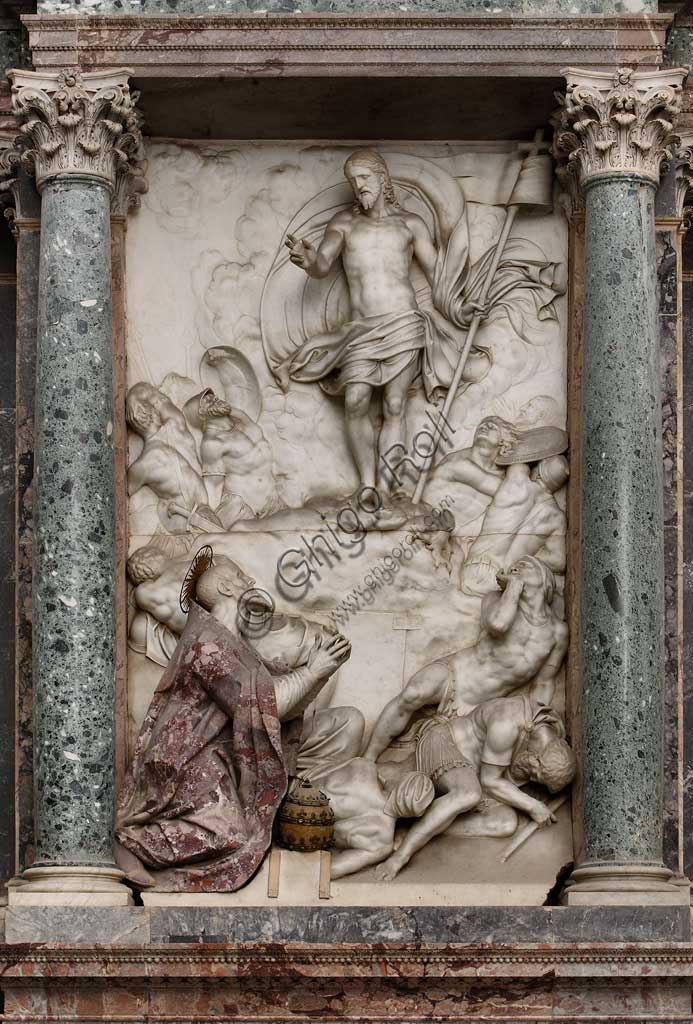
xmin=112 ymin=121 xmax=148 ymax=217
xmin=676 ymin=130 xmax=693 ymax=225
xmin=0 ymin=134 xmax=21 ymax=236
xmin=553 ymin=163 xmax=584 ymax=220
xmin=8 ymin=68 xmax=146 ymax=196
xmin=0 ymin=133 xmax=21 ymax=207
xmin=552 ymin=66 xmax=687 ymax=189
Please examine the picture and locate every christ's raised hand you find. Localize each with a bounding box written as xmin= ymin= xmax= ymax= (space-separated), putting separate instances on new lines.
xmin=285 ymin=233 xmax=318 ymax=273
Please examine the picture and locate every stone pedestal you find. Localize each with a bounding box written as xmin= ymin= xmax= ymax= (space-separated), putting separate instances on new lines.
xmin=554 ymin=66 xmax=688 ymax=906
xmin=5 ymin=68 xmax=143 ymax=907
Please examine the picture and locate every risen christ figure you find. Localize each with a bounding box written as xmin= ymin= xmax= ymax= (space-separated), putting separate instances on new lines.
xmin=285 ymin=149 xmax=485 ymax=495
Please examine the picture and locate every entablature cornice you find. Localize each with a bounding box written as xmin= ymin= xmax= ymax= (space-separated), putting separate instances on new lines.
xmin=20 ymin=12 xmax=673 ymax=78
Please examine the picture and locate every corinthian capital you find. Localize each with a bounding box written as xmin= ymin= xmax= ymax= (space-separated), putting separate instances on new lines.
xmin=8 ymin=68 xmax=144 ymax=194
xmin=552 ymin=66 xmax=687 ymax=192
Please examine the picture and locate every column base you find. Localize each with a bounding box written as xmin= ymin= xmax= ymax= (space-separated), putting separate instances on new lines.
xmin=561 ymin=863 xmax=690 ymax=906
xmin=8 ymin=866 xmax=133 ymax=906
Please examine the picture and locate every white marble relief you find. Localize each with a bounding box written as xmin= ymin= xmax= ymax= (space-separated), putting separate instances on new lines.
xmin=123 ymin=141 xmax=572 ymax=902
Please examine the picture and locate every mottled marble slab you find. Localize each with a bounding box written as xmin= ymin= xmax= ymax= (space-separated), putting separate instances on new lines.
xmin=3 ymin=904 xmax=688 ymax=946
xmin=4 ymin=906 xmax=152 ymax=945
xmin=149 ymin=905 xmax=690 ymax=944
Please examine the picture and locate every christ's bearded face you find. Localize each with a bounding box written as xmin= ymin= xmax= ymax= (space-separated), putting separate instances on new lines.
xmin=346 ymin=163 xmax=383 ymax=210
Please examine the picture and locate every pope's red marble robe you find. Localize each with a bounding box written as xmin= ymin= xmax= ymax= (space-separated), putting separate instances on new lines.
xmin=116 ymin=603 xmax=300 ymax=891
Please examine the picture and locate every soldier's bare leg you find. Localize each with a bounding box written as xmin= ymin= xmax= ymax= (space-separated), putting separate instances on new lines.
xmin=447 ymin=799 xmax=518 ymax=839
xmin=374 ymin=765 xmax=482 ymax=881
xmin=363 ymin=660 xmax=450 ymax=762
xmin=344 ymin=383 xmax=376 ymax=489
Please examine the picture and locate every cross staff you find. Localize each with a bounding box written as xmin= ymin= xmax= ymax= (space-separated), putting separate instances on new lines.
xmin=411 ymin=128 xmax=551 ymax=504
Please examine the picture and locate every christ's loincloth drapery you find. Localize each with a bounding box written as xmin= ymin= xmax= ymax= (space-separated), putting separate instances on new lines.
xmin=286 ymin=308 xmax=490 ymax=399
xmin=116 ymin=603 xmax=301 ymax=892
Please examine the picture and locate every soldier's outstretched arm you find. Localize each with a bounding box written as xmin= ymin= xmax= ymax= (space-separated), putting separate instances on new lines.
xmin=362 ymin=660 xmax=449 ymax=761
xmin=480 ymin=764 xmax=557 ymax=825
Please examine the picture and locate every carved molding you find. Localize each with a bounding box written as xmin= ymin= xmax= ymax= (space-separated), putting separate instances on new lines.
xmin=2 ymin=940 xmax=693 ymax=1024
xmin=2 ymin=940 xmax=691 ymax=1024
xmin=552 ymin=66 xmax=688 ymax=191
xmin=3 ymin=942 xmax=693 ymax=972
xmin=8 ymin=68 xmax=145 ymax=196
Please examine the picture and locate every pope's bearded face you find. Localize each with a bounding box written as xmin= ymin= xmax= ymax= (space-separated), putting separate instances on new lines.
xmin=346 ymin=164 xmax=383 ymax=210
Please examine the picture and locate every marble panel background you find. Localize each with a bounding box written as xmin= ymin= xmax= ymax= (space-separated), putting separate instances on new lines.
xmin=0 ymin=213 xmax=16 ymax=888
xmin=34 ymin=0 xmax=658 ymax=14
xmin=664 ymin=11 xmax=693 ymax=69
xmin=0 ymin=27 xmax=28 ymax=73
xmin=13 ymin=173 xmax=41 ymax=878
xmin=681 ymin=253 xmax=693 ymax=878
xmin=657 ymin=223 xmax=682 ymax=874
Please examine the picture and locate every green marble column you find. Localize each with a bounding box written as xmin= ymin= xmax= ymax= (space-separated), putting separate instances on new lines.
xmin=7 ymin=69 xmax=143 ymax=906
xmin=554 ymin=67 xmax=688 ymax=904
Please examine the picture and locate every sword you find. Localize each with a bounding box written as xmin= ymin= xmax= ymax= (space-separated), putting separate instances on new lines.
xmin=499 ymin=792 xmax=569 ymax=863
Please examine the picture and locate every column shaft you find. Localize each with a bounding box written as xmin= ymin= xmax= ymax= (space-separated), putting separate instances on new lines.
xmin=580 ymin=176 xmax=663 ymax=866
xmin=33 ymin=179 xmax=116 ymax=866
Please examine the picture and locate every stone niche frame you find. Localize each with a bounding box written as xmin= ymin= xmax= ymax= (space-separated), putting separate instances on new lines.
xmin=125 ymin=24 xmax=588 ymax=888
xmin=17 ymin=5 xmax=672 ymax=864
xmin=2 ymin=11 xmax=693 ymax=1022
